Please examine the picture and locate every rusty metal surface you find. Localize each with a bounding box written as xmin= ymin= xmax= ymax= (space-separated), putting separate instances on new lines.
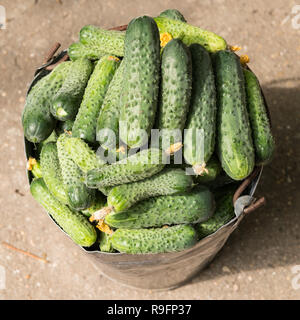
xmin=23 ymin=42 xmax=266 ymax=290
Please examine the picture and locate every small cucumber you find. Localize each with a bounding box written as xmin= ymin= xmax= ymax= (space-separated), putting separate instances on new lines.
xmin=99 ymin=232 xmax=114 ymax=253
xmin=158 ymin=9 xmax=187 ymax=22
xmin=213 ymin=50 xmax=255 ymax=180
xmin=80 ymin=25 xmax=125 ymax=57
xmin=195 ymin=187 xmax=235 ymax=238
xmin=40 ymin=142 xmax=69 ymax=204
xmin=105 ymin=185 xmax=214 ymax=228
xmin=106 ymin=168 xmax=193 ymax=213
xmin=157 ymin=38 xmax=192 ymax=150
xmin=192 ymin=155 xmax=222 ymax=184
xmin=64 ymin=136 xmax=106 ymax=173
xmin=81 ymin=192 xmax=107 ymax=217
xmin=111 ymin=225 xmax=197 ymax=254
xmin=57 ymin=134 xmax=95 ymax=210
xmin=243 ymin=69 xmax=275 ymax=165
xmin=96 ymin=59 xmax=125 ymax=150
xmin=30 ymin=178 xmax=97 ymax=247
xmin=119 ymin=16 xmax=161 ymax=148
xmin=22 ymin=62 xmax=71 ymax=143
xmin=68 ymin=42 xmax=105 ymax=61
xmin=86 ymin=148 xmax=165 ymax=188
xmin=184 ymin=44 xmax=216 ymax=175
xmin=51 ymin=58 xmax=93 ymax=121
xmin=72 ymin=55 xmax=120 ymax=144
xmin=154 ymin=16 xmax=227 ymax=53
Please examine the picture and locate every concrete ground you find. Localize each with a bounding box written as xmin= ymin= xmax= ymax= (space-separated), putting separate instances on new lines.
xmin=0 ymin=0 xmax=299 ymax=300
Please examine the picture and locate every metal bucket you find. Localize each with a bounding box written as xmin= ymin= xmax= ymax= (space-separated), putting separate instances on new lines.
xmin=24 ymin=40 xmax=267 ymax=290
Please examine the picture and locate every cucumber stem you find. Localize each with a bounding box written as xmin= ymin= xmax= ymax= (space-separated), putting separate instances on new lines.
xmin=193 ymin=163 xmax=209 ymax=176
xmin=90 ymin=206 xmax=113 ymax=222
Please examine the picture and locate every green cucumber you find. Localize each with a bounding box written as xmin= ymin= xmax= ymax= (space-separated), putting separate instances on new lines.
xmin=96 ymin=59 xmax=125 ymax=150
xmin=64 ymin=137 xmax=106 ymax=173
xmin=105 ymin=185 xmax=214 ymax=228
xmin=111 ymin=225 xmax=197 ymax=254
xmin=195 ymin=187 xmax=235 ymax=238
xmin=68 ymin=42 xmax=105 ymax=61
xmin=40 ymin=142 xmax=69 ymax=205
xmin=106 ymin=168 xmax=193 ymax=213
xmin=51 ymin=58 xmax=93 ymax=121
xmin=57 ymin=134 xmax=95 ymax=210
xmin=99 ymin=232 xmax=114 ymax=252
xmin=213 ymin=50 xmax=255 ymax=180
xmin=158 ymin=9 xmax=187 ymax=22
xmin=22 ymin=62 xmax=71 ymax=143
xmin=86 ymin=148 xmax=165 ymax=188
xmin=119 ymin=16 xmax=161 ymax=148
xmin=192 ymin=155 xmax=222 ymax=184
xmin=72 ymin=55 xmax=120 ymax=144
xmin=243 ymin=69 xmax=275 ymax=165
xmin=79 ymin=25 xmax=125 ymax=57
xmin=55 ymin=120 xmax=74 ymax=136
xmin=30 ymin=178 xmax=97 ymax=247
xmin=157 ymin=38 xmax=192 ymax=150
xmin=154 ymin=16 xmax=227 ymax=53
xmin=184 ymin=44 xmax=216 ymax=174
xmin=81 ymin=192 xmax=107 ymax=217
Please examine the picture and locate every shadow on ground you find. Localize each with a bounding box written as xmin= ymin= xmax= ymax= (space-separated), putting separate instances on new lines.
xmin=186 ymin=81 xmax=300 ymax=286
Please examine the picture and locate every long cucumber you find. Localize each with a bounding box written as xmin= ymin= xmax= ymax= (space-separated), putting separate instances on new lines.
xmin=30 ymin=179 xmax=97 ymax=247
xmin=213 ymin=50 xmax=255 ymax=180
xmin=72 ymin=55 xmax=120 ymax=144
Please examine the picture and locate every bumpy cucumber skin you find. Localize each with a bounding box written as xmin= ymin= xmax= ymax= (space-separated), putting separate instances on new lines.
xmin=22 ymin=62 xmax=71 ymax=143
xmin=157 ymin=39 xmax=192 ymax=148
xmin=184 ymin=44 xmax=216 ymax=168
xmin=107 ymin=168 xmax=193 ymax=212
xmin=119 ymin=16 xmax=161 ymax=148
xmin=51 ymin=58 xmax=93 ymax=121
xmin=68 ymin=42 xmax=105 ymax=61
xmin=80 ymin=25 xmax=125 ymax=57
xmin=195 ymin=188 xmax=235 ymax=239
xmin=64 ymin=137 xmax=106 ymax=173
xmin=213 ymin=50 xmax=255 ymax=180
xmin=96 ymin=60 xmax=125 ymax=150
xmin=40 ymin=142 xmax=69 ymax=205
xmin=159 ymin=9 xmax=187 ymax=22
xmin=154 ymin=17 xmax=227 ymax=53
xmin=243 ymin=69 xmax=275 ymax=165
xmin=72 ymin=55 xmax=120 ymax=144
xmin=192 ymin=155 xmax=222 ymax=184
xmin=30 ymin=179 xmax=97 ymax=247
xmin=99 ymin=232 xmax=114 ymax=252
xmin=57 ymin=134 xmax=95 ymax=210
xmin=81 ymin=192 xmax=107 ymax=217
xmin=86 ymin=148 xmax=165 ymax=188
xmin=111 ymin=225 xmax=197 ymax=254
xmin=106 ymin=185 xmax=214 ymax=228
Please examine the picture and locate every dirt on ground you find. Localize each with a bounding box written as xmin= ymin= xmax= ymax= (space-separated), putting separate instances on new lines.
xmin=0 ymin=0 xmax=299 ymax=300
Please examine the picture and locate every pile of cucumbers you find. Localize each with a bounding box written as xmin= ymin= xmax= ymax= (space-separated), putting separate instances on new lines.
xmin=22 ymin=9 xmax=274 ymax=254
